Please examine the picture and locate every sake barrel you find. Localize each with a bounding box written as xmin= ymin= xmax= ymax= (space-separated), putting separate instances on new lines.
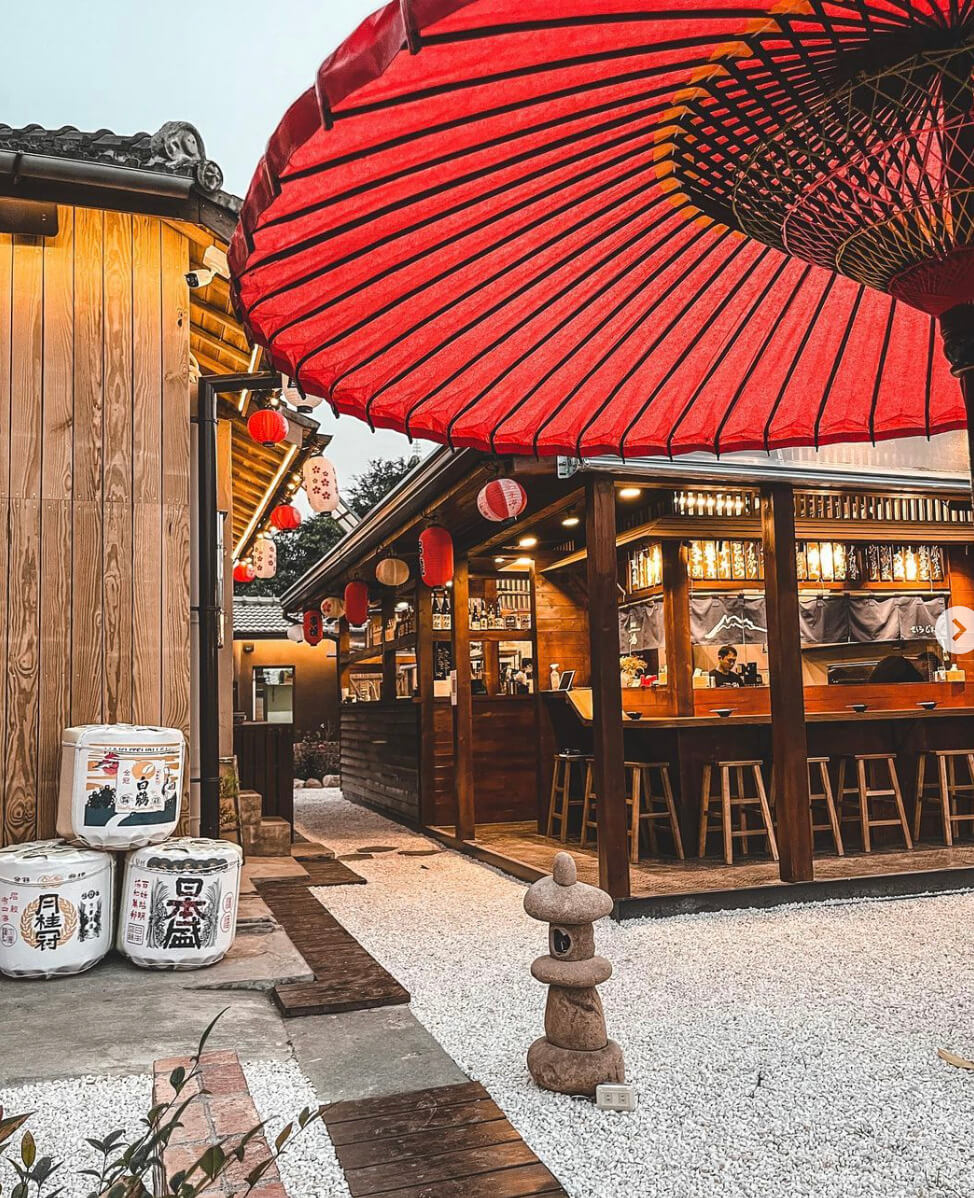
xmin=117 ymin=838 xmax=242 ymax=970
xmin=0 ymin=840 xmax=115 ymax=979
xmin=58 ymin=724 xmax=185 ymax=850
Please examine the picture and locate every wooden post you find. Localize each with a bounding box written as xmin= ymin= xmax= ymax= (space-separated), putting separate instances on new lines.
xmin=585 ymin=475 xmax=630 ymax=900
xmin=381 ymin=594 xmax=397 ymax=702
xmin=761 ymin=484 xmax=813 ymax=883
xmin=662 ymin=540 xmax=694 ymax=716
xmin=416 ymin=580 xmax=436 ymax=827
xmin=451 ymin=556 xmax=475 ymax=841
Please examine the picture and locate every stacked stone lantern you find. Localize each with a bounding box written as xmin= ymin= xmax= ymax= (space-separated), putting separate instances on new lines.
xmin=524 ymin=851 xmax=625 ymax=1096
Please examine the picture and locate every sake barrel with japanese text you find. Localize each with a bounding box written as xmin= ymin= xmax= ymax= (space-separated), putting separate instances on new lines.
xmin=0 ymin=840 xmax=115 ymax=979
xmin=58 ymin=724 xmax=185 ymax=851
xmin=117 ymin=838 xmax=242 ymax=970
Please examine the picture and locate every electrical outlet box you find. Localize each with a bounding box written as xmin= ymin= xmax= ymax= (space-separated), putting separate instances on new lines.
xmin=595 ymin=1083 xmax=638 ymax=1112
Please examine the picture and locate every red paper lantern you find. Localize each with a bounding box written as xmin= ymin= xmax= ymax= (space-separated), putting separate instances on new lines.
xmin=418 ymin=526 xmax=453 ymax=588
xmin=477 ymin=478 xmax=527 ymax=522
xmin=247 ymin=407 xmax=289 ymax=447
xmin=270 ymin=503 xmax=302 ymax=531
xmin=233 ymin=562 xmax=255 ymax=584
xmin=303 ymin=609 xmax=324 ymax=646
xmin=344 ymin=580 xmax=369 ymax=626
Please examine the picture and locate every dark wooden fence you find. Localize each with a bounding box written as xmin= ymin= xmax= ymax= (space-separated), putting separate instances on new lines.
xmin=233 ymin=721 xmax=294 ymax=827
xmin=340 ymin=702 xmax=420 ymax=823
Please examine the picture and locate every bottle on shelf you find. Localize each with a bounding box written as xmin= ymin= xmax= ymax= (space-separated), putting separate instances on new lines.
xmin=442 ymin=590 xmax=452 ymax=630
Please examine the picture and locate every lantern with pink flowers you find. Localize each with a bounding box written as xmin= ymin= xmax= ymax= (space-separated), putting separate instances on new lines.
xmin=477 ymin=478 xmax=527 ymax=523
xmin=303 ymin=454 xmax=339 ymax=513
xmin=320 ymin=595 xmax=345 ymax=620
xmin=252 ymin=536 xmax=277 ymax=580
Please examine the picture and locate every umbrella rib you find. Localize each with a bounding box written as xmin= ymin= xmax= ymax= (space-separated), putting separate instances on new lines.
xmin=260 ymin=92 xmax=684 ymax=237
xmin=439 ymin=217 xmax=710 ymax=450
xmin=712 ymin=262 xmax=816 ymax=454
xmin=242 ymin=109 xmax=666 ymax=310
xmin=663 ymin=252 xmax=792 ymax=456
xmin=867 ymin=300 xmax=898 ymax=444
xmin=761 ymin=272 xmax=839 ymax=451
xmin=444 ymin=221 xmax=716 ymax=452
xmin=288 ymin=138 xmax=673 ymax=389
xmin=517 ymin=227 xmax=732 ymax=456
xmin=811 ymin=285 xmax=867 ymax=448
xmin=602 ymin=237 xmax=756 ymax=456
xmin=390 ymin=193 xmax=688 ymax=437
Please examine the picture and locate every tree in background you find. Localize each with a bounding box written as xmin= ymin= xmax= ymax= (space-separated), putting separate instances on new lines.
xmin=344 ymin=453 xmax=420 ymax=517
xmin=235 ymin=452 xmax=421 ymax=598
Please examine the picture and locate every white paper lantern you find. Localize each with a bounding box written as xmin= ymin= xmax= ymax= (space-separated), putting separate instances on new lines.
xmin=320 ymin=596 xmax=345 ymax=619
xmin=376 ymin=557 xmax=410 ymax=586
xmin=252 ymin=535 xmax=277 ymax=579
xmin=286 ymin=624 xmax=305 ymax=643
xmin=281 ymin=374 xmax=326 ymax=413
xmin=303 ymin=455 xmax=339 ymax=513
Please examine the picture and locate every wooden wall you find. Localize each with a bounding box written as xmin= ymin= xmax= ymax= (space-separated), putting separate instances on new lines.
xmin=341 ymin=702 xmax=421 ymax=823
xmin=0 ymin=207 xmax=191 ymax=844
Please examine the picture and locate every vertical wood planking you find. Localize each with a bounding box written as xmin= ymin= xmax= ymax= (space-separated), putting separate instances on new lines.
xmin=0 ymin=235 xmax=11 ymax=840
xmin=160 ymin=225 xmax=190 ymax=742
xmin=71 ymin=207 xmax=104 ymax=725
xmin=102 ymin=213 xmax=134 ymax=722
xmin=662 ymin=541 xmax=694 ymax=716
xmin=38 ymin=209 xmax=75 ymax=836
xmin=132 ymin=217 xmax=163 ymax=724
xmin=6 ymin=236 xmax=44 ymax=841
xmin=451 ymin=555 xmax=475 ymax=841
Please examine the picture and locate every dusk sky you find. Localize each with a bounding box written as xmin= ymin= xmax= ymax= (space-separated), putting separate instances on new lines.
xmin=0 ymin=0 xmax=432 ymax=481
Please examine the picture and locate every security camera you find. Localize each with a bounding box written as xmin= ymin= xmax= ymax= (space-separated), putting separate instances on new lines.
xmin=185 ymin=268 xmax=215 ymax=289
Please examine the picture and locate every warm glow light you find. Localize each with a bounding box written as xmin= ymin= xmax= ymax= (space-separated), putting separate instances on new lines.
xmin=514 ymin=556 xmax=534 ymax=567
xmin=494 ymin=556 xmax=506 ymax=563
xmin=619 ymin=487 xmax=642 ymax=499
xmin=561 ymin=515 xmax=580 ymax=527
xmin=518 ymin=535 xmax=538 ymax=548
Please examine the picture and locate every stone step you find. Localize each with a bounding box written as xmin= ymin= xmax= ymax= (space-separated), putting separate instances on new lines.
xmin=243 ymin=816 xmax=292 ymax=858
xmin=238 ymin=789 xmax=263 ymax=827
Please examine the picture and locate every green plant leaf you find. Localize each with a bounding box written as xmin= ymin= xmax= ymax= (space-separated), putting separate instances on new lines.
xmin=168 ymin=1067 xmax=186 ymax=1093
xmin=167 ymin=1170 xmax=186 ymax=1194
xmin=244 ymin=1158 xmax=272 ymax=1187
xmin=273 ymin=1123 xmax=293 ymax=1152
xmin=20 ymin=1132 xmax=35 ymax=1169
xmin=195 ymin=1145 xmax=225 ymax=1179
xmin=193 ymin=1009 xmax=228 ymax=1063
xmin=0 ymin=1115 xmax=32 ymax=1149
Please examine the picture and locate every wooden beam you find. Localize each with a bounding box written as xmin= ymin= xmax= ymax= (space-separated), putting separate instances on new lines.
xmin=416 ymin=580 xmax=437 ymax=827
xmin=761 ymin=483 xmax=813 ymax=884
xmin=585 ymin=475 xmax=630 ymax=900
xmin=466 ymin=488 xmax=583 ymax=557
xmin=381 ymin=595 xmax=397 ymax=702
xmin=190 ymin=322 xmax=250 ymax=367
xmin=661 ymin=541 xmax=694 ymax=716
xmin=451 ymin=555 xmax=475 ymax=841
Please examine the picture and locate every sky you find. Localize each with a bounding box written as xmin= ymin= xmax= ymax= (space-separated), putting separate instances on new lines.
xmin=0 ymin=0 xmax=431 ymax=480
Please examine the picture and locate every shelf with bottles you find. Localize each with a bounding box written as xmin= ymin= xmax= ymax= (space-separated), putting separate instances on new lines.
xmin=431 ymin=587 xmax=454 ymax=633
xmin=469 ymin=575 xmax=532 ymax=633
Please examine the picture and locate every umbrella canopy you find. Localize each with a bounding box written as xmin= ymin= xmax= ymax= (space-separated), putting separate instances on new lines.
xmin=229 ymin=0 xmax=974 ymax=458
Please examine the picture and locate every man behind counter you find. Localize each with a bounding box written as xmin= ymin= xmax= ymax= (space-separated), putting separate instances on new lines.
xmin=710 ymin=645 xmax=743 ymax=687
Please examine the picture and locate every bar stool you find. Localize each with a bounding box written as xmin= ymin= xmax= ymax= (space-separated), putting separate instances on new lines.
xmin=835 ymin=754 xmax=912 ymax=852
xmin=808 ymin=757 xmax=844 ymax=856
xmin=545 ymin=752 xmax=590 ymax=842
xmin=913 ymin=749 xmax=974 ymax=846
xmin=698 ymin=760 xmax=778 ymax=866
xmin=632 ymin=762 xmax=685 ymax=862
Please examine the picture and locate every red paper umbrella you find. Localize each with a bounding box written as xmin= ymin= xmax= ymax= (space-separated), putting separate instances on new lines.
xmin=230 ymin=0 xmax=974 ymax=461
xmin=303 ymin=609 xmax=324 ymax=645
xmin=419 ymin=525 xmax=453 ymax=587
xmin=247 ymin=407 xmax=289 ymax=448
xmin=344 ymin=580 xmax=370 ymax=625
xmin=477 ymin=478 xmax=527 ymax=522
xmin=270 ymin=503 xmax=302 ymax=531
xmin=233 ymin=562 xmax=255 ymax=584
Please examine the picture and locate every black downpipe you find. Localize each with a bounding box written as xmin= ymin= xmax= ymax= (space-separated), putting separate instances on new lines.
xmin=197 ymin=375 xmax=221 ymax=840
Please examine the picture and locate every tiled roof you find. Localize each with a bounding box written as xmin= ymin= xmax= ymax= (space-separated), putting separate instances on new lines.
xmin=233 ymin=596 xmax=291 ymax=638
xmin=0 ymin=121 xmax=239 ymax=209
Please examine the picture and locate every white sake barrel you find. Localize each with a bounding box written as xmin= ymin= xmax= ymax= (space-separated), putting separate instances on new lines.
xmin=117 ymin=838 xmax=242 ymax=970
xmin=0 ymin=840 xmax=115 ymax=979
xmin=57 ymin=724 xmax=185 ymax=850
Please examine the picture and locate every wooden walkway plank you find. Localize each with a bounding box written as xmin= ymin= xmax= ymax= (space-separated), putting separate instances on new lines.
xmin=375 ymin=1163 xmax=567 ymax=1198
xmin=302 ymin=858 xmax=367 ymax=886
xmin=341 ymin=1141 xmax=544 ymax=1196
xmin=336 ymin=1118 xmax=520 ymax=1171
xmin=327 ymin=1098 xmax=506 ymax=1147
xmin=255 ymin=879 xmax=408 ymax=1016
xmin=323 ymin=1083 xmax=489 ymax=1126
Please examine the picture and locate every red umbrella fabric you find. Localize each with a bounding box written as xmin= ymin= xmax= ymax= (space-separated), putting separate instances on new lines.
xmin=229 ymin=0 xmax=971 ymax=458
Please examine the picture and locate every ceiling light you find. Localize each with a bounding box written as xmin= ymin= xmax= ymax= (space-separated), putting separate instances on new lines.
xmin=518 ymin=535 xmax=538 ymax=548
xmin=619 ymin=486 xmax=642 ymax=499
xmin=514 ymin=556 xmax=534 ymax=567
xmin=561 ymin=514 xmax=580 ymax=528
xmin=494 ymin=556 xmax=506 ymax=563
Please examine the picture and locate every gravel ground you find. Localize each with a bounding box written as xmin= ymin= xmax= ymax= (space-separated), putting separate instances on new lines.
xmin=242 ymin=1059 xmax=351 ymax=1198
xmin=0 ymin=1073 xmax=152 ymax=1198
xmin=297 ymin=787 xmax=974 ymax=1198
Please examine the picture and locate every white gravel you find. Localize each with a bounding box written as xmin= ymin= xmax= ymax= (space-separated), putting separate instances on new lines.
xmin=242 ymin=1059 xmax=350 ymax=1198
xmin=298 ymin=787 xmax=974 ymax=1198
xmin=0 ymin=1073 xmax=151 ymax=1198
